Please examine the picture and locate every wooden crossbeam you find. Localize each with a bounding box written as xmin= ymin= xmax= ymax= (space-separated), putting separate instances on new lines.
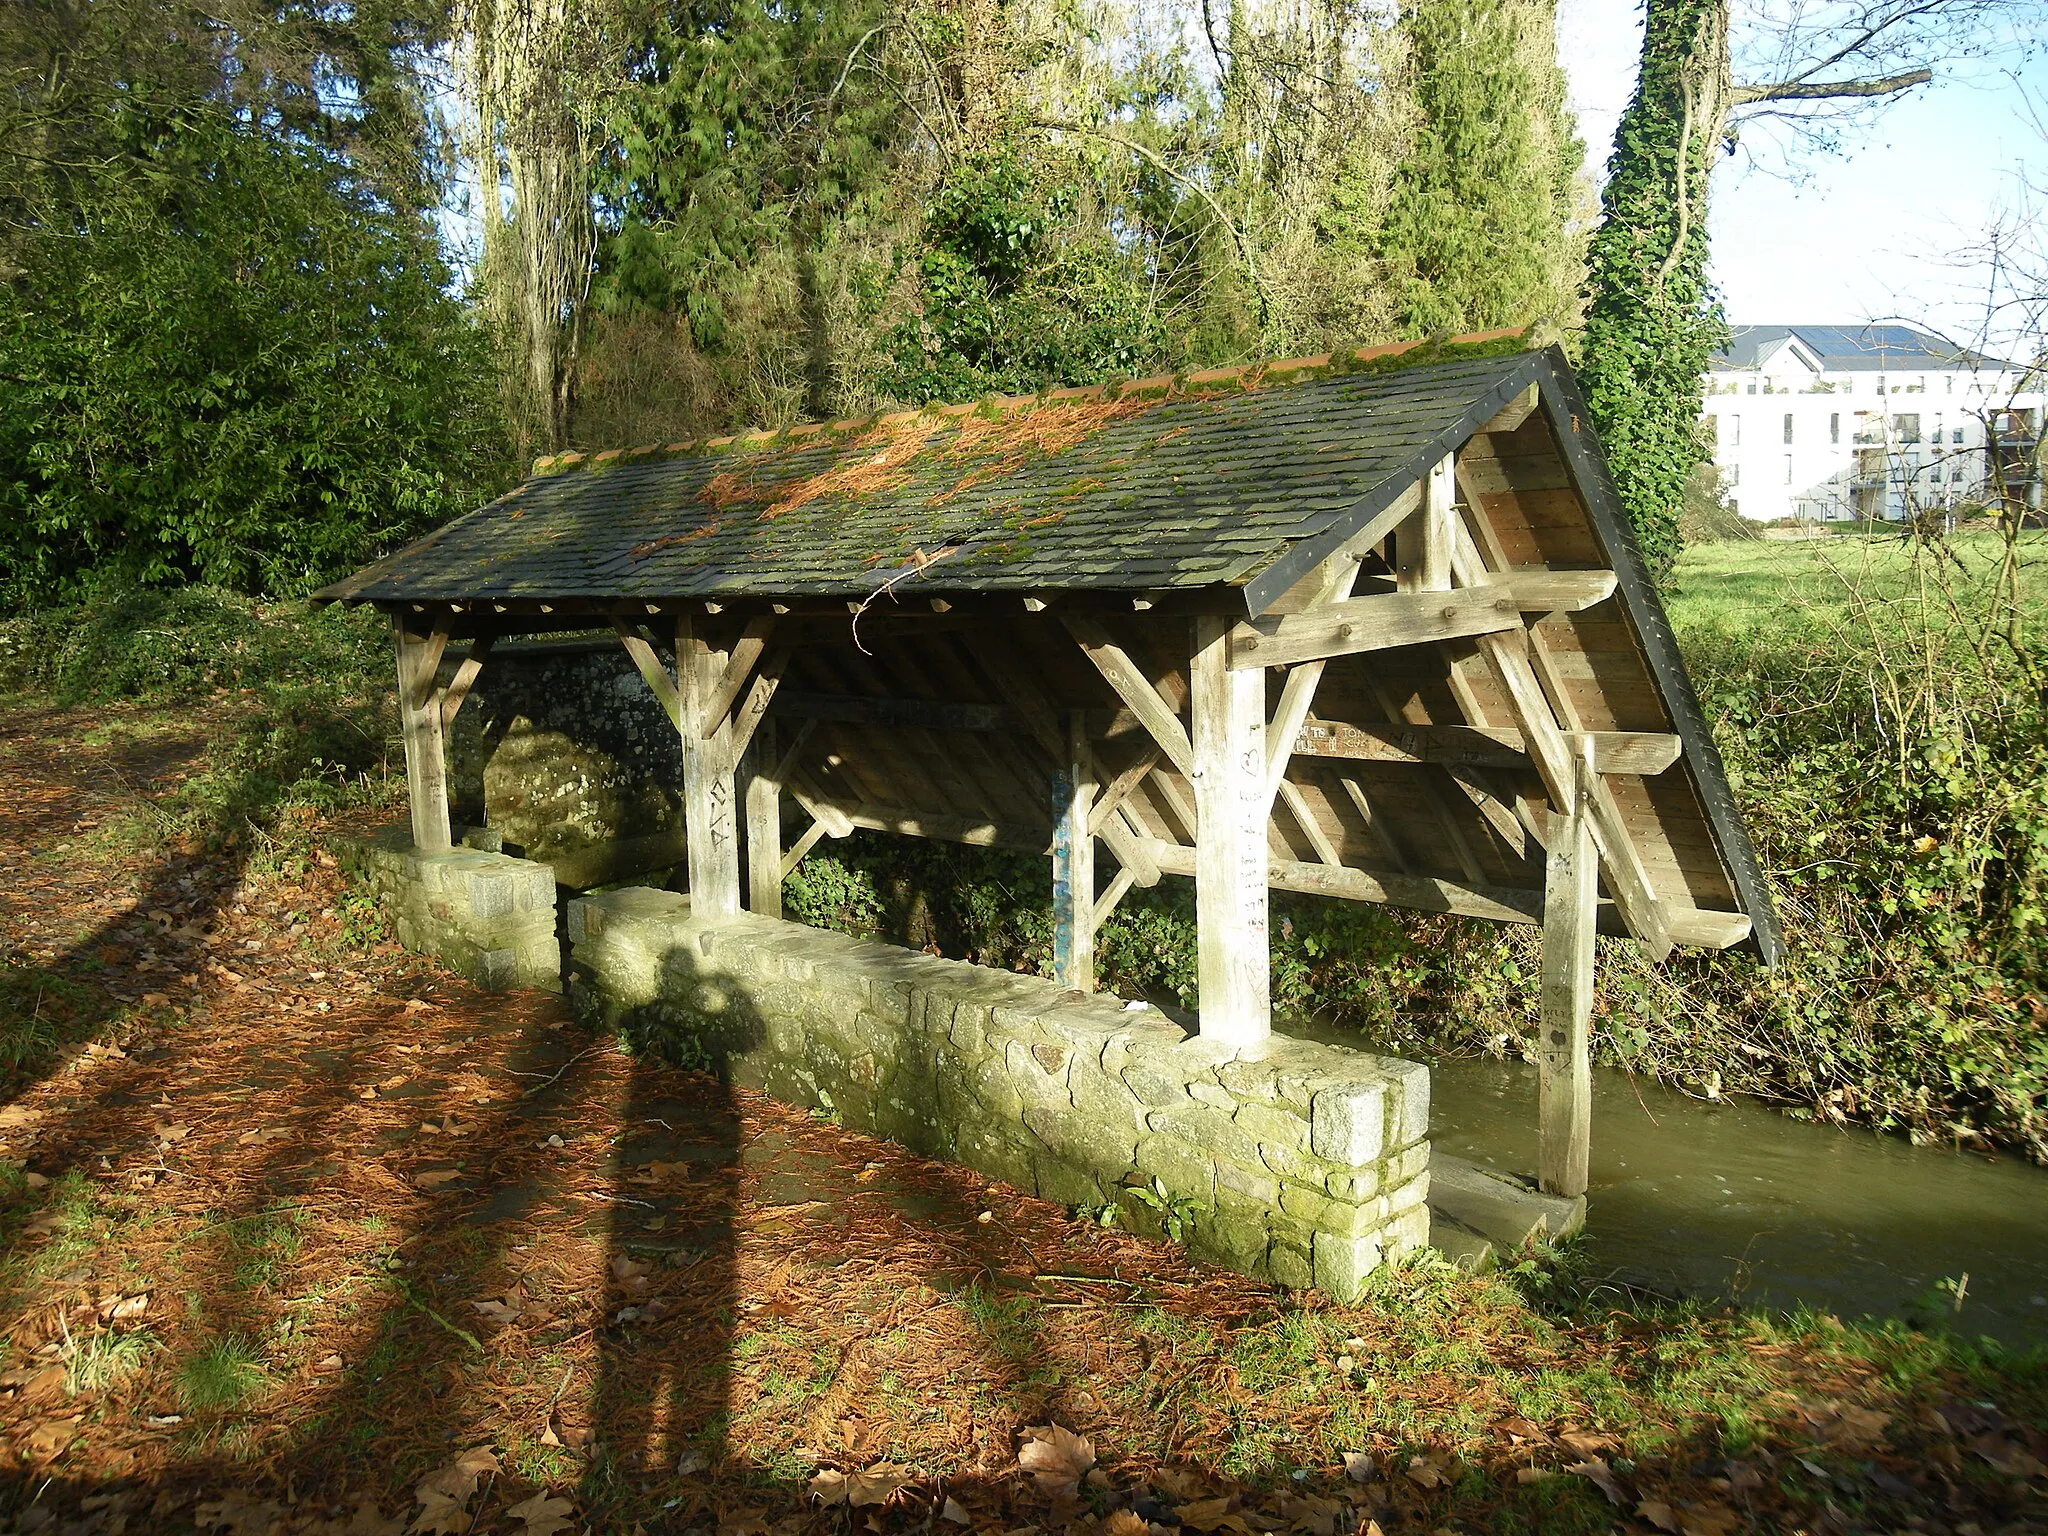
xmin=1229 ymin=573 xmax=1616 ymax=670
xmin=768 ymin=690 xmax=1017 ymax=734
xmin=1261 ymin=547 xmax=1363 ymax=804
xmin=779 ymin=819 xmax=831 ymax=880
xmin=1287 ymin=718 xmax=1683 ymax=776
xmin=1089 ymin=743 xmax=1162 ymax=835
xmin=1092 ymin=866 xmax=1138 ymax=929
xmin=612 ymin=620 xmax=682 ymax=730
xmin=786 ymin=768 xmax=855 ymax=839
xmin=701 ymin=617 xmax=777 ymax=737
xmin=1061 ymin=616 xmax=1195 ymax=776
xmin=438 ymin=635 xmax=493 ymax=729
xmin=727 ymin=641 xmax=790 ymax=765
xmin=1138 ymin=839 xmax=1750 ymax=948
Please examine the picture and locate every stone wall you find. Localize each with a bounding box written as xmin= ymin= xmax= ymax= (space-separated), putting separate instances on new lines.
xmin=336 ymin=826 xmax=562 ymax=992
xmin=443 ymin=641 xmax=687 ymax=889
xmin=566 ymin=888 xmax=1430 ymax=1298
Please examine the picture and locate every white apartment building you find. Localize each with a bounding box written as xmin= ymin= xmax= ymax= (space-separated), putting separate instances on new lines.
xmin=1702 ymin=324 xmax=2043 ymax=523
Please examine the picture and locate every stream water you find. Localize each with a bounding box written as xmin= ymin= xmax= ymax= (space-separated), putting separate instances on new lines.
xmin=1421 ymin=1056 xmax=2048 ymax=1345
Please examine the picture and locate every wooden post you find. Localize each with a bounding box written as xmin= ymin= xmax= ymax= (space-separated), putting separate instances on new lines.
xmin=394 ymin=614 xmax=452 ymax=854
xmin=1052 ymin=711 xmax=1097 ymax=992
xmin=1397 ymin=454 xmax=1457 ymax=592
xmin=679 ymin=614 xmax=741 ymax=919
xmin=745 ymin=717 xmax=783 ymax=919
xmin=1539 ymin=738 xmax=1599 ymax=1197
xmin=1190 ymin=615 xmax=1270 ymax=1048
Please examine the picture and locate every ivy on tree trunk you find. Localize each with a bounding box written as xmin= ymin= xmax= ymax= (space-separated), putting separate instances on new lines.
xmin=1578 ymin=0 xmax=1730 ymax=581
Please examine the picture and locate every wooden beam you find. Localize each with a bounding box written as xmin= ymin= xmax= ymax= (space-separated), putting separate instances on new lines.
xmin=1092 ymin=866 xmax=1138 ymax=930
xmin=1061 ymin=616 xmax=1196 ymax=776
xmin=966 ymin=636 xmax=1161 ymax=887
xmin=786 ymin=767 xmax=855 ymax=839
xmin=701 ymin=617 xmax=777 ymax=737
xmin=745 ymin=718 xmax=782 ymax=919
xmin=1230 ymin=573 xmax=1618 ymax=670
xmin=1190 ymin=615 xmax=1269 ymax=1048
xmin=1336 ymin=774 xmax=1412 ymax=875
xmin=1539 ymin=741 xmax=1598 ymax=1199
xmin=1052 ymin=713 xmax=1097 ymax=993
xmin=768 ymin=690 xmax=1018 ymax=734
xmin=727 ymin=641 xmax=790 ymax=765
xmin=1277 ymin=779 xmax=1343 ymax=867
xmin=1397 ymin=454 xmax=1456 ymax=592
xmin=1140 ymin=836 xmax=1748 ymax=948
xmin=1089 ymin=743 xmax=1162 ymax=836
xmin=613 ymin=620 xmax=682 ymax=731
xmin=1288 ymin=718 xmax=1683 ymax=776
xmin=1261 ymin=548 xmax=1363 ymax=803
xmin=394 ymin=617 xmax=452 ymax=854
xmin=843 ymin=805 xmax=1047 ymax=850
xmin=679 ymin=614 xmax=741 ymax=919
xmin=779 ymin=819 xmax=830 ymax=880
xmin=438 ymin=635 xmax=493 ymax=730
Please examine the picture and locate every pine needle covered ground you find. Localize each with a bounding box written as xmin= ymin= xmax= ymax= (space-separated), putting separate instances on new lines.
xmin=0 ymin=688 xmax=2043 ymax=1533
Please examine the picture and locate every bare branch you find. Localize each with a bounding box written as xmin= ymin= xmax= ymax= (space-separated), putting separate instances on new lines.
xmin=1729 ymin=67 xmax=1933 ymax=105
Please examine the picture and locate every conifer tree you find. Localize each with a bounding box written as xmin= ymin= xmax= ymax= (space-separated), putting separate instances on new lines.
xmin=1382 ymin=0 xmax=1583 ymax=339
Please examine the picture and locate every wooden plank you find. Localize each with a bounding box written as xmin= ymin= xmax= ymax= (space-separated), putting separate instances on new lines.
xmin=701 ymin=617 xmax=776 ymax=736
xmin=780 ymin=819 xmax=830 ymax=880
xmin=1277 ymin=778 xmax=1343 ymax=867
xmin=1231 ymin=575 xmax=1614 ymax=671
xmin=1062 ymin=616 xmax=1195 ymax=776
xmin=1539 ymin=741 xmax=1598 ymax=1199
xmin=1141 ymin=836 xmax=1749 ymax=949
xmin=613 ymin=620 xmax=682 ymax=731
xmin=967 ymin=635 xmax=1161 ymax=887
xmin=745 ymin=718 xmax=782 ymax=919
xmin=438 ymin=635 xmax=493 ymax=729
xmin=786 ymin=767 xmax=855 ymax=839
xmin=1092 ymin=866 xmax=1138 ymax=929
xmin=394 ymin=617 xmax=452 ymax=854
xmin=1451 ymin=535 xmax=1673 ymax=958
xmin=1190 ymin=614 xmax=1270 ymax=1047
xmin=766 ymin=689 xmax=1016 ymax=734
xmin=679 ymin=614 xmax=741 ymax=919
xmin=1052 ymin=712 xmax=1097 ymax=992
xmin=1261 ymin=549 xmax=1362 ymax=802
xmin=1090 ymin=743 xmax=1162 ymax=835
xmin=727 ymin=641 xmax=790 ymax=765
xmin=1289 ymin=718 xmax=1682 ymax=775
xmin=1336 ymin=774 xmax=1413 ymax=875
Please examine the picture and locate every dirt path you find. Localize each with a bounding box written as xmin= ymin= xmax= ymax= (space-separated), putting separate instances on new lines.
xmin=0 ymin=701 xmax=2042 ymax=1536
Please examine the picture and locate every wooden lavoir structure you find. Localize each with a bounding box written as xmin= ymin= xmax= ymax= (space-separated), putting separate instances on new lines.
xmin=319 ymin=333 xmax=1779 ymax=1198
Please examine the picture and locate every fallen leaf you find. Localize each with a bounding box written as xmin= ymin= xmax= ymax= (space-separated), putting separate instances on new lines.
xmin=340 ymin=1497 xmax=406 ymax=1536
xmin=471 ymin=1298 xmax=522 ymax=1325
xmin=103 ymin=1292 xmax=149 ymax=1322
xmin=21 ymin=1415 xmax=80 ymax=1463
xmin=1175 ymin=1498 xmax=1244 ymax=1534
xmin=413 ymin=1169 xmax=463 ymax=1189
xmin=1557 ymin=1428 xmax=1617 ymax=1457
xmin=403 ymin=999 xmax=437 ymax=1015
xmin=413 ymin=1444 xmax=498 ymax=1534
xmin=1807 ymin=1400 xmax=1889 ymax=1453
xmin=22 ymin=1171 xmax=47 ymax=1189
xmin=504 ymin=1491 xmax=577 ymax=1536
xmin=1018 ymin=1423 xmax=1096 ymax=1499
xmin=1501 ymin=1416 xmax=1547 ymax=1442
xmin=677 ymin=1448 xmax=709 ymax=1475
xmin=1637 ymin=1498 xmax=1681 ymax=1532
xmin=1341 ymin=1451 xmax=1375 ymax=1483
xmin=848 ymin=1461 xmax=914 ymax=1507
xmin=141 ymin=992 xmax=171 ymax=1008
xmin=193 ymin=1490 xmax=288 ymax=1534
xmin=0 ymin=1106 xmax=41 ymax=1129
xmin=1565 ymin=1460 xmax=1630 ymax=1508
xmin=314 ymin=1354 xmax=345 ymax=1373
xmin=238 ymin=1127 xmax=289 ymax=1146
xmin=808 ymin=1469 xmax=849 ymax=1507
xmin=154 ymin=1122 xmax=192 ymax=1147
xmin=1 ymin=1365 xmax=66 ymax=1404
xmin=612 ymin=1254 xmax=652 ymax=1287
xmin=941 ymin=1497 xmax=973 ymax=1526
xmin=1681 ymin=1504 xmax=1742 ymax=1536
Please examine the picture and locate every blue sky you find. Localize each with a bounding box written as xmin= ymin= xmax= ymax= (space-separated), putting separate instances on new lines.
xmin=1557 ymin=0 xmax=2045 ymax=345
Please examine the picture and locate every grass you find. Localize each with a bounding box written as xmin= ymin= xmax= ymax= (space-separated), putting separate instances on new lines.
xmin=175 ymin=1335 xmax=272 ymax=1412
xmin=62 ymin=1329 xmax=155 ymax=1396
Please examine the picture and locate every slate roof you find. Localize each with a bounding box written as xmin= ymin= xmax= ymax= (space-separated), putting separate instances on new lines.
xmin=317 ymin=334 xmax=1556 ymax=616
xmin=1713 ymin=324 xmax=2011 ymax=373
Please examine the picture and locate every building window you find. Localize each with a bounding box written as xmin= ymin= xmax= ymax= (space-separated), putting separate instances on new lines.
xmin=1893 ymin=414 xmax=1921 ymax=443
xmin=1830 ymin=412 xmax=1841 ymax=444
xmin=1953 ymin=426 xmax=1964 ymax=444
xmin=1946 ymin=374 xmax=1954 ymax=394
xmin=1728 ymin=463 xmax=1741 ymax=487
xmin=1783 ymin=413 xmax=1795 ymax=444
xmin=1877 ymin=376 xmax=1886 ymax=395
xmin=1728 ymin=415 xmax=1741 ymax=446
xmin=1784 ymin=455 xmax=1794 ymax=485
xmin=1746 ymin=381 xmax=1757 ymax=395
